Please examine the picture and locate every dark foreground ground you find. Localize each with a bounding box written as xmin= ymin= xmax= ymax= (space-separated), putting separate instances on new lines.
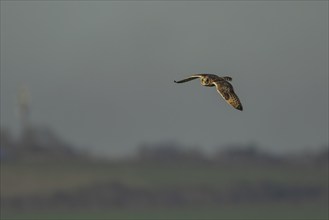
xmin=1 ymin=150 xmax=328 ymax=220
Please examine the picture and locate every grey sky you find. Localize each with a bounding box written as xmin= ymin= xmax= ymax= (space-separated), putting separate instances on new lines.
xmin=1 ymin=1 xmax=328 ymax=157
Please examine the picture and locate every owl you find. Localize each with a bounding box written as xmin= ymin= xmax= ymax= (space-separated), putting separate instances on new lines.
xmin=174 ymin=74 xmax=243 ymax=111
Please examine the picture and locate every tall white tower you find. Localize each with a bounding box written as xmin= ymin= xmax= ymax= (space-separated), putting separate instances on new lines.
xmin=17 ymin=85 xmax=30 ymax=135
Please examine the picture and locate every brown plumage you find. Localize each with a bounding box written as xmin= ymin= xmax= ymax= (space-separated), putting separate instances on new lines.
xmin=174 ymin=74 xmax=243 ymax=111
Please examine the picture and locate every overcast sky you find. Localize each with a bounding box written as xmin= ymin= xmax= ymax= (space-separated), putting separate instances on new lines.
xmin=1 ymin=1 xmax=328 ymax=157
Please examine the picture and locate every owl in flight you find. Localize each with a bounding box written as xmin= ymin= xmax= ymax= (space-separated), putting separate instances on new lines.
xmin=174 ymin=74 xmax=243 ymax=111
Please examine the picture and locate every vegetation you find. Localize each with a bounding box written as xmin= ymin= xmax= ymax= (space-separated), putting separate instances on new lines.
xmin=1 ymin=128 xmax=328 ymax=219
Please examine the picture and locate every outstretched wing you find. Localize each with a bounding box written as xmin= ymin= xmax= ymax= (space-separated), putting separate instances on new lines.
xmin=213 ymin=80 xmax=243 ymax=111
xmin=174 ymin=74 xmax=204 ymax=83
xmin=222 ymin=76 xmax=232 ymax=81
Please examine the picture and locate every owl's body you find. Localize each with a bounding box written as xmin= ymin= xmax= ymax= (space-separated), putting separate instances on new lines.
xmin=174 ymin=74 xmax=243 ymax=111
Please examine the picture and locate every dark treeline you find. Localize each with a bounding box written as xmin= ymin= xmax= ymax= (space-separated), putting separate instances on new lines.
xmin=1 ymin=127 xmax=328 ymax=163
xmin=137 ymin=141 xmax=328 ymax=165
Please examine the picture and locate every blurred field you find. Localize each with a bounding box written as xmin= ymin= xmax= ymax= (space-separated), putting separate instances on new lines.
xmin=5 ymin=203 xmax=329 ymax=220
xmin=1 ymin=158 xmax=328 ymax=197
xmin=1 ymin=129 xmax=328 ymax=219
xmin=1 ymin=153 xmax=328 ymax=220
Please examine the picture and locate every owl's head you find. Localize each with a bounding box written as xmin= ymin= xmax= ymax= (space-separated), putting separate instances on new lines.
xmin=201 ymin=76 xmax=212 ymax=86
